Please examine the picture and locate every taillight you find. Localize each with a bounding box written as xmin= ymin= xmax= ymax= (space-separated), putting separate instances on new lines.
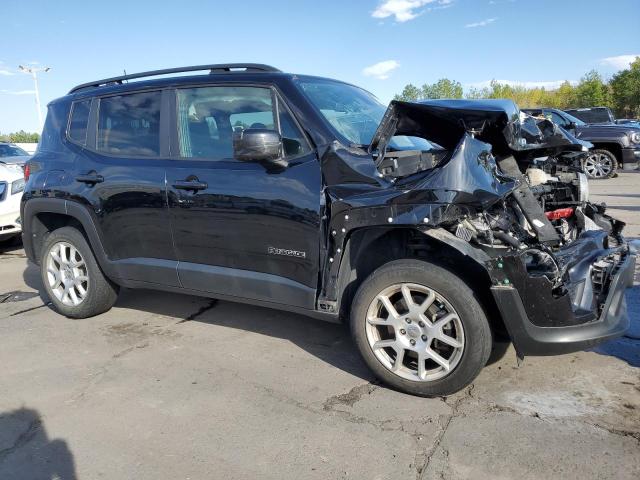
xmin=24 ymin=163 xmax=30 ymax=181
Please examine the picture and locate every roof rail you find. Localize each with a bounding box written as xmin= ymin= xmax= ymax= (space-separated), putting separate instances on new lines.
xmin=68 ymin=63 xmax=281 ymax=94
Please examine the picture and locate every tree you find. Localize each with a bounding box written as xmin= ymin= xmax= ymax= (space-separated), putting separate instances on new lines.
xmin=573 ymin=70 xmax=611 ymax=108
xmin=421 ymin=79 xmax=463 ymax=99
xmin=609 ymin=57 xmax=640 ymax=118
xmin=394 ymin=84 xmax=421 ymax=102
xmin=0 ymin=130 xmax=40 ymax=143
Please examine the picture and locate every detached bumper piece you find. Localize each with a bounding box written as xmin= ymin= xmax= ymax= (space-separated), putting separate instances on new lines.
xmin=488 ymin=232 xmax=636 ymax=356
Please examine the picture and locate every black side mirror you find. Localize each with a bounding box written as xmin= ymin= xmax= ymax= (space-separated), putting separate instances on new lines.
xmin=233 ymin=128 xmax=283 ymax=163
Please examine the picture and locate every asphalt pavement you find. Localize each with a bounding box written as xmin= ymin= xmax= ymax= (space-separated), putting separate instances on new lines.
xmin=0 ymin=173 xmax=638 ymax=479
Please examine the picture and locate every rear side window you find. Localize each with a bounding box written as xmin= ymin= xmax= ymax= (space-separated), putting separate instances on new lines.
xmin=97 ymin=91 xmax=161 ymax=156
xmin=68 ymin=100 xmax=91 ymax=145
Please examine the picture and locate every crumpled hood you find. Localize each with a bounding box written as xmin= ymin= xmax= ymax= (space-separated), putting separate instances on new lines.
xmin=370 ymin=99 xmax=590 ymax=157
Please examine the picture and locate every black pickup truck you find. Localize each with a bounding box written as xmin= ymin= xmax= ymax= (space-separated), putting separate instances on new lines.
xmin=523 ymin=108 xmax=640 ymax=178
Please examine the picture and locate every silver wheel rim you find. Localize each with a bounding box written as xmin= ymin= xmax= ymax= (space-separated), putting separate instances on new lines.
xmin=46 ymin=241 xmax=89 ymax=306
xmin=584 ymin=153 xmax=613 ymax=178
xmin=365 ymin=283 xmax=465 ymax=382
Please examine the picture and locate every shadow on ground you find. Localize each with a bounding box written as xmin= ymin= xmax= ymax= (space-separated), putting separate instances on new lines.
xmin=0 ymin=407 xmax=77 ymax=479
xmin=22 ymin=260 xmax=511 ymax=382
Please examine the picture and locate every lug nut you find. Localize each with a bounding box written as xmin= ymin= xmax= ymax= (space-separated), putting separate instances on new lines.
xmin=421 ymin=335 xmax=428 ymax=341
xmin=405 ymin=318 xmax=412 ymax=324
xmin=410 ymin=339 xmax=416 ymax=346
xmin=400 ymin=329 xmax=406 ymax=335
xmin=418 ymin=321 xmax=425 ymax=327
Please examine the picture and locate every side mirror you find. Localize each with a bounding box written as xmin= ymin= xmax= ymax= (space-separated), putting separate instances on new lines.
xmin=233 ymin=128 xmax=282 ymax=162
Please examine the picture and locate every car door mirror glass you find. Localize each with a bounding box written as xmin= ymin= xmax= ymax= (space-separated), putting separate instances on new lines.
xmin=233 ymin=128 xmax=283 ymax=163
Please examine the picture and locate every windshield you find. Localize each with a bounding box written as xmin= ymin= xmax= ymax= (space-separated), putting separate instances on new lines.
xmin=0 ymin=144 xmax=29 ymax=157
xmin=566 ymin=108 xmax=612 ymax=124
xmin=297 ymin=79 xmax=434 ymax=151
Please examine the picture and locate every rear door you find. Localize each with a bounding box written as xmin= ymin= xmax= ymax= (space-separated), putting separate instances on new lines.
xmin=166 ymin=84 xmax=322 ymax=308
xmin=67 ymin=90 xmax=179 ymax=286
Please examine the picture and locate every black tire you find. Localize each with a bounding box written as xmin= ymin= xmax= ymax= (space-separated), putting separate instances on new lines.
xmin=582 ymin=149 xmax=618 ymax=180
xmin=350 ymin=259 xmax=492 ymax=397
xmin=40 ymin=226 xmax=118 ymax=318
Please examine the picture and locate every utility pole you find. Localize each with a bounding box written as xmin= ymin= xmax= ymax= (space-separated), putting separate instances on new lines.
xmin=18 ymin=65 xmax=51 ymax=131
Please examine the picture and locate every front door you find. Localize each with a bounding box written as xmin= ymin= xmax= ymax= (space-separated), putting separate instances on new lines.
xmin=166 ymin=85 xmax=322 ymax=308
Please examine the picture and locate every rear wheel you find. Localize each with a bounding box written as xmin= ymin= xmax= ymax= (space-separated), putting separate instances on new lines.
xmin=582 ymin=149 xmax=618 ymax=179
xmin=350 ymin=259 xmax=492 ymax=397
xmin=40 ymin=227 xmax=118 ymax=318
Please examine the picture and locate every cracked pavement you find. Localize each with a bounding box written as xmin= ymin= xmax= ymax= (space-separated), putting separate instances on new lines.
xmin=0 ymin=173 xmax=638 ymax=479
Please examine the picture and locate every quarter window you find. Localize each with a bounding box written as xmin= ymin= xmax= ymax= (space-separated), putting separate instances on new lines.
xmin=68 ymin=100 xmax=91 ymax=145
xmin=176 ymin=86 xmax=309 ymax=160
xmin=97 ymin=91 xmax=161 ymax=156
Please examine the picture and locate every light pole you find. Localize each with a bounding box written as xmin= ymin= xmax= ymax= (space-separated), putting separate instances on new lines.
xmin=18 ymin=65 xmax=51 ymax=131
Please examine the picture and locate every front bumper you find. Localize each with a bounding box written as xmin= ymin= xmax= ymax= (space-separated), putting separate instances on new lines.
xmin=0 ymin=210 xmax=22 ymax=239
xmin=489 ymin=240 xmax=636 ymax=357
xmin=621 ymin=146 xmax=640 ymax=170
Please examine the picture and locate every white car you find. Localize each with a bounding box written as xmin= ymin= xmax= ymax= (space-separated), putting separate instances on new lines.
xmin=0 ymin=161 xmax=26 ymax=242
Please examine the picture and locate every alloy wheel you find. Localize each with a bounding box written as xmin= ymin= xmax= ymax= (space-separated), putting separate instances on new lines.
xmin=365 ymin=283 xmax=465 ymax=382
xmin=46 ymin=241 xmax=89 ymax=306
xmin=583 ymin=153 xmax=613 ymax=178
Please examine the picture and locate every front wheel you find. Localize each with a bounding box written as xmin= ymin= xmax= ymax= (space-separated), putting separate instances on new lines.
xmin=582 ymin=149 xmax=618 ymax=179
xmin=350 ymin=259 xmax=492 ymax=397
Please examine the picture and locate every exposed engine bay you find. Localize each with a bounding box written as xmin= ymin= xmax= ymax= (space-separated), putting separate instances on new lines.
xmin=339 ymin=99 xmax=636 ymax=346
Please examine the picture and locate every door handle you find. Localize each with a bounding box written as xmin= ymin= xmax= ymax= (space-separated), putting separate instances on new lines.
xmin=172 ymin=180 xmax=208 ymax=191
xmin=75 ymin=173 xmax=104 ymax=185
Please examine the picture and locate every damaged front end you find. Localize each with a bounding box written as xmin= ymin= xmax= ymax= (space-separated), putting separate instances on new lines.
xmin=324 ymin=99 xmax=636 ymax=357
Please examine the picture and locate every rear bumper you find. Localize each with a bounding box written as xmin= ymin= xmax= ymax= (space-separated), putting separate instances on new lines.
xmin=490 ymin=247 xmax=636 ymax=356
xmin=621 ymin=147 xmax=640 ymax=169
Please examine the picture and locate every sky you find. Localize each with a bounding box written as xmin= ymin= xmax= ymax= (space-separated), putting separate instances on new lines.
xmin=1 ymin=0 xmax=639 ymax=133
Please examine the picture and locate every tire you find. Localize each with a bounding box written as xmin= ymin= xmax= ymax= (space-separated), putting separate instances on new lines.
xmin=350 ymin=259 xmax=492 ymax=397
xmin=40 ymin=226 xmax=118 ymax=318
xmin=582 ymin=149 xmax=618 ymax=179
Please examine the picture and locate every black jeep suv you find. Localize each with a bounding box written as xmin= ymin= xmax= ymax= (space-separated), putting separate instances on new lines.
xmin=21 ymin=64 xmax=636 ymax=396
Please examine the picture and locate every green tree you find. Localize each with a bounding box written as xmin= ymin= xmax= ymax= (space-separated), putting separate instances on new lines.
xmin=0 ymin=130 xmax=40 ymax=143
xmin=609 ymin=57 xmax=640 ymax=118
xmin=421 ymin=79 xmax=463 ymax=99
xmin=394 ymin=84 xmax=421 ymax=102
xmin=573 ymin=70 xmax=611 ymax=108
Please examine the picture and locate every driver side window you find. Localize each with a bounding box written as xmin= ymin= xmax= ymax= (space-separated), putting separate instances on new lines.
xmin=176 ymin=86 xmax=309 ymax=160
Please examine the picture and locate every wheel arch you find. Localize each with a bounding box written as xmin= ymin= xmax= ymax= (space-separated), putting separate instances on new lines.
xmin=22 ymin=198 xmax=111 ymax=274
xmin=589 ymin=143 xmax=622 ymax=162
xmin=331 ymin=226 xmax=507 ymax=337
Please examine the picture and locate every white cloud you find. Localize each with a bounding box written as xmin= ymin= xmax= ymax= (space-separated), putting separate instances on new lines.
xmin=600 ymin=54 xmax=639 ymax=70
xmin=362 ymin=60 xmax=400 ymax=80
xmin=464 ymin=17 xmax=497 ymax=28
xmin=467 ymin=79 xmax=576 ymax=90
xmin=0 ymin=89 xmax=36 ymax=95
xmin=372 ymin=0 xmax=453 ymax=23
xmin=0 ymin=69 xmax=14 ymax=76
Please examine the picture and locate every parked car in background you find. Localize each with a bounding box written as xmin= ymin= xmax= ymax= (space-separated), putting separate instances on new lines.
xmin=523 ymin=108 xmax=640 ymax=178
xmin=0 ymin=162 xmax=25 ymax=243
xmin=0 ymin=142 xmax=31 ymax=167
xmin=615 ymin=118 xmax=640 ymax=128
xmin=564 ymin=107 xmax=616 ymax=125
